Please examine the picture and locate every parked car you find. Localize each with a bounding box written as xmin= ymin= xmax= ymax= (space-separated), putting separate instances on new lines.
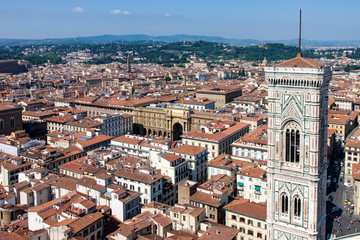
xmin=328 ymin=195 xmax=333 ymax=201
xmin=333 ymin=178 xmax=337 ymax=183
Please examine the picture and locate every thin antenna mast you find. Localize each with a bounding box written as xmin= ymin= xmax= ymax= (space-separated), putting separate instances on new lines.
xmin=298 ymin=8 xmax=302 ymax=57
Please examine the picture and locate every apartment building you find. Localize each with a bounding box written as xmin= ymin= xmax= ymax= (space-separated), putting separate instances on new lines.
xmin=224 ymin=199 xmax=267 ymax=240
xmin=110 ymin=134 xmax=171 ymax=157
xmin=231 ymin=124 xmax=268 ymax=161
xmin=237 ymin=165 xmax=267 ymax=203
xmin=328 ymin=113 xmax=352 ymax=141
xmin=170 ymin=203 xmax=206 ymax=233
xmin=345 ymin=126 xmax=360 ymax=186
xmin=20 ymin=145 xmax=84 ymax=171
xmin=196 ymin=87 xmax=242 ymax=109
xmin=28 ymin=192 xmax=105 ymax=240
xmin=149 ymin=151 xmax=189 ymax=185
xmin=207 ymin=154 xmax=261 ymax=180
xmin=169 ymin=144 xmax=208 ymax=183
xmin=182 ymin=120 xmax=249 ymax=160
xmin=232 ymin=95 xmax=262 ymax=114
xmin=47 ymin=113 xmax=133 ymax=137
xmin=110 ymin=187 xmax=141 ymax=222
xmin=179 ymin=176 xmax=232 ymax=224
xmin=113 ymin=166 xmax=164 ymax=205
xmin=0 ymin=154 xmax=32 ymax=186
xmin=19 ymin=183 xmax=51 ymax=207
xmin=48 ymin=130 xmax=113 ymax=152
xmin=174 ymin=98 xmax=215 ymax=110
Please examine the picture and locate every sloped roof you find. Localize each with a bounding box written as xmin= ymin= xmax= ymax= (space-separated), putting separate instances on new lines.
xmin=276 ymin=54 xmax=323 ymax=68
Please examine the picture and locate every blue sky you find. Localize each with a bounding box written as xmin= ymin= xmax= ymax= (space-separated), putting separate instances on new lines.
xmin=1 ymin=0 xmax=359 ymax=40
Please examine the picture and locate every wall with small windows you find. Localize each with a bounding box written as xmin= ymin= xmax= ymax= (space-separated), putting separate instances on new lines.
xmin=237 ymin=171 xmax=267 ymax=203
xmin=224 ymin=208 xmax=267 ymax=240
xmin=0 ymin=106 xmax=22 ymax=136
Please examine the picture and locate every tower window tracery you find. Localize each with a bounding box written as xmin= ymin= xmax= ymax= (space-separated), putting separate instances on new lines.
xmin=285 ymin=122 xmax=300 ymax=163
xmin=294 ymin=196 xmax=301 ymax=217
xmin=281 ymin=193 xmax=289 ymax=214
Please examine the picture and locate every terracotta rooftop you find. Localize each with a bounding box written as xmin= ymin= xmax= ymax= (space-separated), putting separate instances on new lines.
xmin=169 ymin=144 xmax=207 ymax=156
xmin=198 ymin=222 xmax=239 ymax=240
xmin=114 ymin=168 xmax=163 ymax=184
xmin=276 ymin=54 xmax=323 ymax=68
xmin=189 ymin=191 xmax=222 ymax=208
xmin=352 ymin=163 xmax=360 ymax=181
xmin=328 ymin=114 xmax=351 ymax=124
xmin=206 ymin=154 xmax=256 ymax=171
xmin=183 ymin=121 xmax=249 ymax=142
xmin=238 ymin=165 xmax=267 ymax=180
xmin=161 ymin=153 xmax=182 ymax=163
xmin=224 ymin=198 xmax=267 ymax=221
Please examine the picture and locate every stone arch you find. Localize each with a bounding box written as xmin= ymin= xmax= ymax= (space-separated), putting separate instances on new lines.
xmin=148 ymin=129 xmax=152 ymax=136
xmin=132 ymin=124 xmax=139 ymax=135
xmin=158 ymin=130 xmax=162 ymax=137
xmin=143 ymin=128 xmax=147 ymax=135
xmin=173 ymin=122 xmax=183 ymax=141
xmin=153 ymin=129 xmax=157 ymax=136
xmin=281 ymin=117 xmax=304 ymax=133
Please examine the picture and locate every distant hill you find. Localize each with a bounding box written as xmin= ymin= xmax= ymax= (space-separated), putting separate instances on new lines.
xmin=0 ymin=34 xmax=359 ymax=48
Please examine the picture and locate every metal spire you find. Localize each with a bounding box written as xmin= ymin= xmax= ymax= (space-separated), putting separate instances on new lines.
xmin=298 ymin=8 xmax=302 ymax=57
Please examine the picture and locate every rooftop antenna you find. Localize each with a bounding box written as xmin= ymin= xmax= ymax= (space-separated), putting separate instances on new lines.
xmin=297 ymin=8 xmax=302 ymax=57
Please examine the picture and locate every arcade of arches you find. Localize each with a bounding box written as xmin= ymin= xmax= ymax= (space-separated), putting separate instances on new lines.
xmin=133 ymin=106 xmax=199 ymax=141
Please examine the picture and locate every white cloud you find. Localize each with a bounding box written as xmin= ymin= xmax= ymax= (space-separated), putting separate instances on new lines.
xmin=164 ymin=13 xmax=171 ymax=17
xmin=72 ymin=7 xmax=84 ymax=13
xmin=110 ymin=9 xmax=131 ymax=15
xmin=110 ymin=9 xmax=121 ymax=15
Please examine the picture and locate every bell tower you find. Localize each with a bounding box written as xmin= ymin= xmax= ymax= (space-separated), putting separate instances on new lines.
xmin=265 ymin=9 xmax=332 ymax=240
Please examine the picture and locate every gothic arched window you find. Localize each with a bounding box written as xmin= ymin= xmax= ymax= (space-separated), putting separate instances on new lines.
xmin=281 ymin=194 xmax=289 ymax=214
xmin=285 ymin=122 xmax=300 ymax=163
xmin=294 ymin=196 xmax=301 ymax=217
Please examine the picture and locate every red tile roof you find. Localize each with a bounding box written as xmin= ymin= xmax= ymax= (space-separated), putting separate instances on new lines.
xmin=170 ymin=144 xmax=207 ymax=156
xmin=276 ymin=55 xmax=323 ymax=68
xmin=183 ymin=121 xmax=249 ymax=142
xmin=224 ymin=199 xmax=267 ymax=220
xmin=161 ymin=153 xmax=182 ymax=163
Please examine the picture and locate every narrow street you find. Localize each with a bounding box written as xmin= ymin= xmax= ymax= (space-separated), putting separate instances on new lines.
xmin=326 ymin=152 xmax=360 ymax=238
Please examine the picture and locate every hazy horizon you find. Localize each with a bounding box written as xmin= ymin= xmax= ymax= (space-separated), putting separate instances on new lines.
xmin=0 ymin=33 xmax=359 ymax=42
xmin=1 ymin=0 xmax=360 ymax=41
